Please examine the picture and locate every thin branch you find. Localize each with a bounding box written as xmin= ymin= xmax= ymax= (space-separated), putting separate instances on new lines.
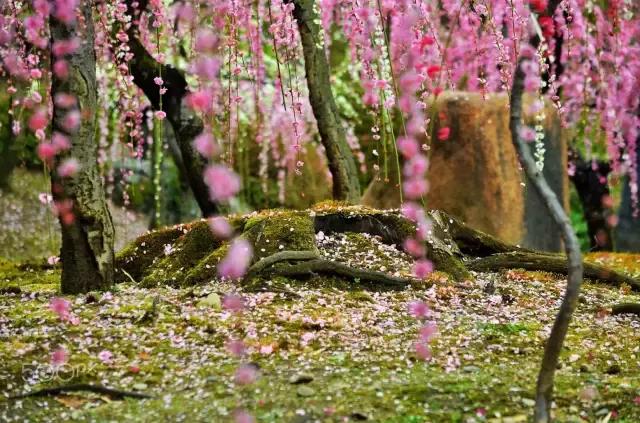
xmin=510 ymin=7 xmax=582 ymax=421
xmin=8 ymin=383 xmax=153 ymax=400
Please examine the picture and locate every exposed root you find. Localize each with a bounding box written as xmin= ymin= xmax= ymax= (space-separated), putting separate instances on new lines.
xmin=246 ymin=250 xmax=320 ymax=278
xmin=467 ymin=252 xmax=640 ymax=291
xmin=264 ymin=258 xmax=414 ymax=289
xmin=8 ymin=383 xmax=153 ymax=400
xmin=611 ymin=303 xmax=640 ymax=316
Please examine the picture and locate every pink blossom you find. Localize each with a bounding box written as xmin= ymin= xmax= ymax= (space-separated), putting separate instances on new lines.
xmin=437 ymin=127 xmax=451 ymax=141
xmin=218 ymin=239 xmax=252 ymax=280
xmin=28 ymin=108 xmax=48 ymax=132
xmin=50 ymin=297 xmax=71 ymax=320
xmin=53 ymin=0 xmax=79 ymax=25
xmin=194 ymin=29 xmax=219 ymax=53
xmin=62 ymin=110 xmax=81 ymax=132
xmin=397 ymin=136 xmax=419 ymax=158
xmin=403 ymin=238 xmax=425 ymax=257
xmin=53 ymin=60 xmax=69 ymax=79
xmin=413 ymin=259 xmax=434 ymax=278
xmin=154 ymin=77 xmax=164 ymax=85
xmin=403 ymin=156 xmax=429 ymax=178
xmin=54 ymin=200 xmax=75 ymax=225
xmin=233 ymin=409 xmax=255 ymax=423
xmin=222 ymin=293 xmax=246 ymax=313
xmin=47 ymin=255 xmax=60 ymax=265
xmin=51 ymin=347 xmax=68 ymax=367
xmin=52 ymin=38 xmax=80 ymax=57
xmin=154 ymin=111 xmax=166 ymax=120
xmin=301 ymin=332 xmax=315 ymax=344
xmin=401 ymin=202 xmax=425 ymax=222
xmin=426 ymin=65 xmax=441 ymax=79
xmin=209 ymin=217 xmax=233 ymax=238
xmin=54 ymin=93 xmax=77 ymax=108
xmin=203 ymin=165 xmax=240 ymax=202
xmin=403 ymin=178 xmax=428 ymax=199
xmin=52 ymin=132 xmax=71 ymax=150
xmin=418 ymin=322 xmax=438 ymax=342
xmin=234 ymin=364 xmax=259 ymax=385
xmin=414 ymin=342 xmax=432 ymax=360
xmin=37 ymin=143 xmax=57 ymax=164
xmin=225 ymin=339 xmax=246 ymax=357
xmin=408 ymin=301 xmax=430 ymax=319
xmin=186 ymin=89 xmax=213 ymax=112
xmin=193 ymin=133 xmax=218 ymax=158
xmin=30 ymin=68 xmax=42 ymax=79
xmin=192 ymin=57 xmax=222 ymax=81
xmin=259 ymin=344 xmax=273 ymax=355
xmin=98 ymin=350 xmax=113 ymax=364
xmin=57 ymin=158 xmax=80 ymax=177
xmin=39 ymin=193 xmax=53 ymax=205
xmin=518 ymin=126 xmax=536 ymax=142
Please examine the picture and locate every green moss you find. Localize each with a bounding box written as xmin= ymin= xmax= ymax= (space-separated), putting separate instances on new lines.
xmin=139 ymin=221 xmax=223 ymax=287
xmin=242 ymin=211 xmax=318 ymax=261
xmin=0 ymin=258 xmax=59 ymax=292
xmin=115 ymin=226 xmax=184 ymax=282
xmin=181 ymin=243 xmax=230 ymax=286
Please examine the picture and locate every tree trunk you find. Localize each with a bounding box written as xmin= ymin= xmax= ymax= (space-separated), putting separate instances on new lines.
xmin=290 ymin=0 xmax=361 ymax=203
xmin=511 ymin=26 xmax=583 ymax=423
xmin=50 ymin=0 xmax=115 ymax=294
xmin=123 ymin=0 xmax=219 ymax=218
xmin=615 ymin=135 xmax=640 ymax=251
xmin=126 ymin=36 xmax=218 ymax=218
xmin=569 ymin=150 xmax=613 ymax=250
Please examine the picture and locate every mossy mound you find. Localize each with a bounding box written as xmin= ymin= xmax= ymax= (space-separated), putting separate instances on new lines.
xmin=115 ymin=205 xmax=640 ymax=291
xmin=116 ymin=205 xmax=451 ymax=288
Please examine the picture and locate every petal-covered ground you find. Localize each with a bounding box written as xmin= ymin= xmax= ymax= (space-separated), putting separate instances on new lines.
xmin=1 ymin=248 xmax=639 ymax=422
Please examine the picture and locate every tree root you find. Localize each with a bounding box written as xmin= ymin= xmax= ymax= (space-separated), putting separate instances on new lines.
xmin=246 ymin=250 xmax=320 ymax=279
xmin=466 ymin=252 xmax=640 ymax=291
xmin=247 ymin=250 xmax=414 ymax=289
xmin=8 ymin=383 xmax=153 ymax=400
xmin=611 ymin=303 xmax=640 ymax=316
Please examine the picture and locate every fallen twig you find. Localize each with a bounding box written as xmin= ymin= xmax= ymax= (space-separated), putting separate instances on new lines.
xmin=8 ymin=383 xmax=153 ymax=400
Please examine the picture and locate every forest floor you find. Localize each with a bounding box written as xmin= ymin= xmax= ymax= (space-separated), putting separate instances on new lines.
xmin=0 ymin=169 xmax=148 ymax=261
xmin=1 ymin=171 xmax=639 ymax=422
xmin=1 ymin=247 xmax=639 ymax=422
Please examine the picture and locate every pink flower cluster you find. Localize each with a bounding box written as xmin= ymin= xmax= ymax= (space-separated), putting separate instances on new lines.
xmin=408 ymin=301 xmax=438 ymax=360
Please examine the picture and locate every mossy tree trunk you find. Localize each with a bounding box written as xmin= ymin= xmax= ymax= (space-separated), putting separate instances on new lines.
xmin=290 ymin=0 xmax=361 ymax=203
xmin=50 ymin=0 xmax=115 ymax=294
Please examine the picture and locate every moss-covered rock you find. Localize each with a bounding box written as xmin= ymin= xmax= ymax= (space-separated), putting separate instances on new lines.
xmin=115 ymin=226 xmax=184 ymax=283
xmin=243 ymin=211 xmax=318 ymax=262
xmin=182 ymin=243 xmax=230 ymax=286
xmin=116 ymin=205 xmax=474 ymax=287
xmin=140 ymin=220 xmax=224 ymax=287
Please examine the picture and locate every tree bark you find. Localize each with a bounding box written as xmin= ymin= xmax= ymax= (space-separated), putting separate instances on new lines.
xmin=614 ymin=132 xmax=640 ymax=251
xmin=290 ymin=0 xmax=361 ymax=203
xmin=569 ymin=149 xmax=613 ymax=250
xmin=511 ymin=42 xmax=583 ymax=423
xmin=50 ymin=0 xmax=115 ymax=294
xmin=124 ymin=0 xmax=219 ymax=217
